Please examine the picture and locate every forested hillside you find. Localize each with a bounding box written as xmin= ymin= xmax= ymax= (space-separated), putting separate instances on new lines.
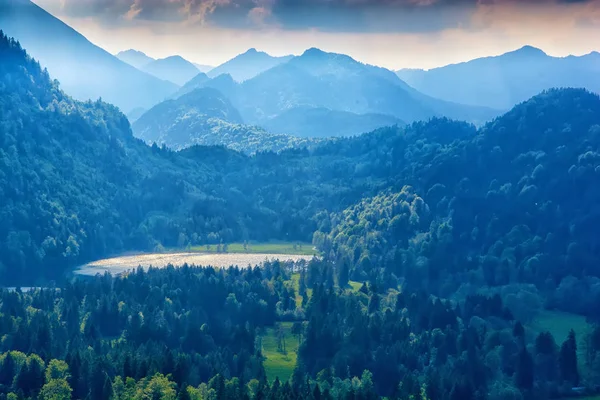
xmin=4 ymin=28 xmax=600 ymax=299
xmin=314 ymin=89 xmax=600 ymax=319
xmin=132 ymin=88 xmax=324 ymax=153
xmin=0 ymin=32 xmax=291 ymax=283
xmin=0 ymin=32 xmax=390 ymax=284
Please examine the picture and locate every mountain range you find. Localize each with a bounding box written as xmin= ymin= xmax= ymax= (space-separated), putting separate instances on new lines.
xmin=142 ymin=56 xmax=201 ymax=86
xmin=186 ymin=48 xmax=499 ymax=127
xmin=397 ymin=45 xmax=600 ymax=110
xmin=0 ymin=0 xmax=177 ymax=113
xmin=117 ymin=49 xmax=214 ymax=80
xmin=133 ymin=88 xmax=324 ymax=153
xmin=3 ymin=0 xmax=600 ymax=148
xmin=136 ymin=47 xmax=499 ymax=146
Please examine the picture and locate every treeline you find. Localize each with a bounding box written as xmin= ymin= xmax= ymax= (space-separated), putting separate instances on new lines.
xmin=0 ymin=260 xmax=299 ymax=399
xmin=296 ymin=278 xmax=600 ymax=400
xmin=1 ymin=263 xmax=600 ymax=399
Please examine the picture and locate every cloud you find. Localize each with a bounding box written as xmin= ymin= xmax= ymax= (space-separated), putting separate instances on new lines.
xmin=37 ymin=0 xmax=600 ymax=32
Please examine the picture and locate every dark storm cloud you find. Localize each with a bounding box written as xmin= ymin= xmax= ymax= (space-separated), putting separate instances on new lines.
xmin=53 ymin=0 xmax=600 ymax=32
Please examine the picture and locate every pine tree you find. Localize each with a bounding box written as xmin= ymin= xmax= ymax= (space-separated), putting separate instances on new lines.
xmin=515 ymin=348 xmax=534 ymax=390
xmin=338 ymin=261 xmax=349 ymax=288
xmin=559 ymin=329 xmax=579 ymax=386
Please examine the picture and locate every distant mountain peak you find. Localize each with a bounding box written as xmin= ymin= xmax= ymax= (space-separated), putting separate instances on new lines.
xmin=208 ymin=50 xmax=292 ymax=82
xmin=115 ymin=48 xmax=156 ymax=70
xmin=142 ymin=55 xmax=200 ymax=86
xmin=211 ymin=73 xmax=235 ymax=83
xmin=117 ymin=49 xmax=149 ymax=57
xmin=298 ymin=48 xmax=357 ymax=65
xmin=162 ymin=55 xmax=186 ymax=62
xmin=302 ymin=47 xmax=327 ymax=57
xmin=510 ymin=45 xmax=547 ymax=57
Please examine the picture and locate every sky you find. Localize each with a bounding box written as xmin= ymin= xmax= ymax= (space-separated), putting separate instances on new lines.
xmin=31 ymin=0 xmax=600 ymax=70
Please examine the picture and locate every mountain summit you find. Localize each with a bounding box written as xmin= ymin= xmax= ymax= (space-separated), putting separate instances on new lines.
xmin=397 ymin=45 xmax=600 ymax=109
xmin=142 ymin=55 xmax=200 ymax=86
xmin=208 ymin=49 xmax=294 ymax=82
xmin=116 ymin=49 xmax=155 ymax=69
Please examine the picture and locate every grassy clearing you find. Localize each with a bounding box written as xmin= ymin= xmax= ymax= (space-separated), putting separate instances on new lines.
xmin=261 ymin=275 xmax=370 ymax=382
xmin=289 ymin=273 xmax=363 ymax=307
xmin=530 ymin=310 xmax=592 ymax=375
xmin=290 ymin=273 xmax=312 ymax=308
xmin=189 ymin=241 xmax=317 ymax=256
xmin=349 ymin=281 xmax=363 ymax=292
xmin=261 ymin=322 xmax=301 ymax=383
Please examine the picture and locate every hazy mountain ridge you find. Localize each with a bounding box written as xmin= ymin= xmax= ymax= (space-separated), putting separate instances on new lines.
xmin=206 ymin=48 xmax=294 ymax=82
xmin=142 ymin=55 xmax=200 ymax=86
xmin=397 ymin=45 xmax=600 ymax=109
xmin=232 ymin=48 xmax=499 ymax=125
xmin=116 ymin=49 xmax=155 ymax=69
xmin=0 ymin=0 xmax=178 ymax=112
xmin=193 ymin=62 xmax=214 ymax=73
xmin=164 ymin=47 xmax=497 ymax=142
xmin=133 ymin=87 xmax=325 ymax=153
xmin=262 ymin=106 xmax=404 ymax=138
xmin=173 ymin=72 xmax=211 ymax=98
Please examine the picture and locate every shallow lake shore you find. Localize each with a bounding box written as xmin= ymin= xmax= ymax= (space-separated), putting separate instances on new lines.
xmin=75 ymin=252 xmax=314 ymax=276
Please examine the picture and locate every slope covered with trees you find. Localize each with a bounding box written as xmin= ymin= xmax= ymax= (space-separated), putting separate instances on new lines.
xmin=314 ymin=88 xmax=600 ymax=320
xmin=0 ymin=32 xmax=312 ymax=284
xmin=132 ymin=87 xmax=326 ymax=153
xmin=5 ymin=26 xmax=600 ymax=301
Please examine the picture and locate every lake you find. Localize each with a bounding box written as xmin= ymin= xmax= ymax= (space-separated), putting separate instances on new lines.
xmin=75 ymin=252 xmax=313 ymax=276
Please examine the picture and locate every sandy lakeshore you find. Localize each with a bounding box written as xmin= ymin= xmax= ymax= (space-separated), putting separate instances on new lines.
xmin=75 ymin=252 xmax=312 ymax=276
